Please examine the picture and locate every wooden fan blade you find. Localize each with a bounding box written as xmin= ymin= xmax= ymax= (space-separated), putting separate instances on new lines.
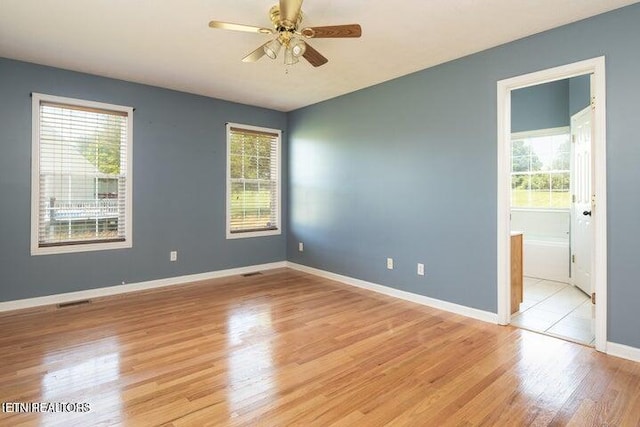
xmin=242 ymin=43 xmax=269 ymax=63
xmin=279 ymin=0 xmax=303 ymax=25
xmin=302 ymin=24 xmax=362 ymax=38
xmin=302 ymin=42 xmax=328 ymax=67
xmin=208 ymin=20 xmax=273 ymax=34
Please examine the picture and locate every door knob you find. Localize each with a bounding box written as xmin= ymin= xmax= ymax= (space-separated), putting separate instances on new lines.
xmin=583 ymin=210 xmax=592 ymax=216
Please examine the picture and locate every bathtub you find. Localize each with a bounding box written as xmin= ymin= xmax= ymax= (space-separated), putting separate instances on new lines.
xmin=522 ymin=235 xmax=570 ymax=283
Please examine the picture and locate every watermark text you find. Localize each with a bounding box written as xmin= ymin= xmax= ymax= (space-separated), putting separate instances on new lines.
xmin=2 ymin=402 xmax=91 ymax=413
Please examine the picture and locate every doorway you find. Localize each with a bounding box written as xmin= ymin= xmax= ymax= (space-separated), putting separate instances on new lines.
xmin=496 ymin=57 xmax=607 ymax=352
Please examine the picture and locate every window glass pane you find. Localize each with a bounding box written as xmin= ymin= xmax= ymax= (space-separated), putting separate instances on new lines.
xmin=511 ymin=175 xmax=530 ymax=208
xmin=230 ymin=181 xmax=246 ymax=228
xmin=511 ymin=139 xmax=527 ymax=155
xmin=510 ymin=129 xmax=570 ymax=209
xmin=528 ymin=173 xmax=550 ymax=207
xmin=550 ymin=172 xmax=571 ymax=208
xmin=552 ymin=137 xmax=571 ymax=170
xmin=230 ymin=153 xmax=243 ymax=179
xmin=227 ymin=125 xmax=279 ymax=235
xmin=257 ymin=139 xmax=271 ymax=157
xmin=36 ymin=97 xmax=130 ymax=248
xmin=230 ymin=139 xmax=243 ymax=155
xmin=530 ymin=137 xmax=553 ymax=170
xmin=257 ymin=157 xmax=272 ymax=180
xmin=244 ymin=155 xmax=258 ymax=179
xmin=511 ymin=155 xmax=529 ymax=173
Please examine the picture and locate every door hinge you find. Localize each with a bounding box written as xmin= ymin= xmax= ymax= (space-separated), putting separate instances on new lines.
xmin=572 ymin=194 xmax=576 ymax=203
xmin=591 ymin=96 xmax=596 ymax=109
xmin=591 ymin=292 xmax=596 ymax=304
xmin=572 ymin=134 xmax=576 ymax=143
xmin=572 ymin=254 xmax=575 ymax=263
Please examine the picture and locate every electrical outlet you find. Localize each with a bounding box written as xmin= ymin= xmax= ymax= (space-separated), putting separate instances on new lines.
xmin=298 ymin=242 xmax=304 ymax=252
xmin=387 ymin=258 xmax=394 ymax=270
xmin=170 ymin=250 xmax=177 ymax=262
xmin=417 ymin=263 xmax=425 ymax=276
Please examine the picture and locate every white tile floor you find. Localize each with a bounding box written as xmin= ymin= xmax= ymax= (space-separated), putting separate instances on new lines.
xmin=511 ymin=277 xmax=595 ymax=345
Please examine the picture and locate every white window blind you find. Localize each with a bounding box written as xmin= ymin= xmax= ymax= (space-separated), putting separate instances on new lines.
xmin=227 ymin=123 xmax=280 ymax=237
xmin=32 ymin=93 xmax=133 ymax=253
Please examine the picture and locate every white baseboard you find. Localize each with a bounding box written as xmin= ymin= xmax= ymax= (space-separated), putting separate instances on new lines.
xmin=286 ymin=263 xmax=640 ymax=363
xmin=0 ymin=261 xmax=287 ymax=313
xmin=606 ymin=342 xmax=640 ymax=363
xmin=286 ymin=262 xmax=498 ymax=324
xmin=7 ymin=260 xmax=639 ymax=364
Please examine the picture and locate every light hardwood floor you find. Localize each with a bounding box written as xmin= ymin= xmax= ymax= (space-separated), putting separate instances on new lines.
xmin=1 ymin=268 xmax=639 ymax=426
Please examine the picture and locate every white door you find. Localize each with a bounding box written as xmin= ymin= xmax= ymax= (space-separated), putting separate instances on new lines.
xmin=570 ymin=105 xmax=593 ymax=296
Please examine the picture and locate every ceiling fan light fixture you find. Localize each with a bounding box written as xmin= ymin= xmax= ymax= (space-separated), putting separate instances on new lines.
xmin=264 ymin=38 xmax=282 ymax=59
xmin=284 ymin=46 xmax=299 ymax=65
xmin=208 ymin=1 xmax=362 ymax=68
xmin=290 ymin=38 xmax=306 ymax=57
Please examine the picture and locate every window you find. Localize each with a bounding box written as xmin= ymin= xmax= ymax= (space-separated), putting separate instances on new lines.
xmin=226 ymin=123 xmax=281 ymax=238
xmin=511 ymin=127 xmax=570 ymax=209
xmin=31 ymin=93 xmax=133 ymax=255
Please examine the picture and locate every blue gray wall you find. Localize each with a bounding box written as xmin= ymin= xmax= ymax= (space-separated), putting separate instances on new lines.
xmin=1 ymin=4 xmax=638 ymax=349
xmin=570 ymin=74 xmax=591 ymax=116
xmin=512 ymin=75 xmax=591 ymax=133
xmin=512 ymin=80 xmax=569 ymax=132
xmin=287 ymin=3 xmax=640 ymax=348
xmin=0 ymin=58 xmax=287 ymax=301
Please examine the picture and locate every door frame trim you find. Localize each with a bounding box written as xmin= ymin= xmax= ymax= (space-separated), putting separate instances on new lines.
xmin=496 ymin=56 xmax=607 ymax=352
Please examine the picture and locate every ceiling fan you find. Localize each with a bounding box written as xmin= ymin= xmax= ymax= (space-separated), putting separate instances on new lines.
xmin=208 ymin=0 xmax=362 ymax=67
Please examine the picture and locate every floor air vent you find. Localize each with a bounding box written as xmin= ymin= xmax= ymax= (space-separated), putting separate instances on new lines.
xmin=57 ymin=299 xmax=92 ymax=309
xmin=241 ymin=272 xmax=262 ymax=277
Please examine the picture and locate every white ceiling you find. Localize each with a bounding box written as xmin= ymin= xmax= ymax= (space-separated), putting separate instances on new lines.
xmin=0 ymin=0 xmax=637 ymax=112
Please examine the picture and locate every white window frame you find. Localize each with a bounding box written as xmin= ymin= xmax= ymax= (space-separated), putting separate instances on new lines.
xmin=226 ymin=122 xmax=281 ymax=239
xmin=31 ymin=93 xmax=133 ymax=255
xmin=510 ymin=126 xmax=571 ymax=211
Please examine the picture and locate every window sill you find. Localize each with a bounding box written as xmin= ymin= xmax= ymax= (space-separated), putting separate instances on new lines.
xmin=31 ymin=239 xmax=132 ymax=256
xmin=226 ymin=229 xmax=281 ymax=240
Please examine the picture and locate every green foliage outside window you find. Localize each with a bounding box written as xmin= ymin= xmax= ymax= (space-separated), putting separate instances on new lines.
xmin=511 ymin=131 xmax=571 ymax=209
xmin=229 ymin=129 xmax=278 ymax=232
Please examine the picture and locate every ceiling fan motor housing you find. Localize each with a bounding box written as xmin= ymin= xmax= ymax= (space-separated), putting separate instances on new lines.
xmin=269 ymin=5 xmax=302 ymax=33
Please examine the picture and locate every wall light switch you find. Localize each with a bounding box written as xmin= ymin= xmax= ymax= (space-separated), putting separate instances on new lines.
xmin=417 ymin=263 xmax=425 ymax=276
xmin=387 ymin=258 xmax=394 ymax=270
xmin=170 ymin=251 xmax=177 ymax=262
xmin=299 ymin=242 xmax=304 ymax=252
